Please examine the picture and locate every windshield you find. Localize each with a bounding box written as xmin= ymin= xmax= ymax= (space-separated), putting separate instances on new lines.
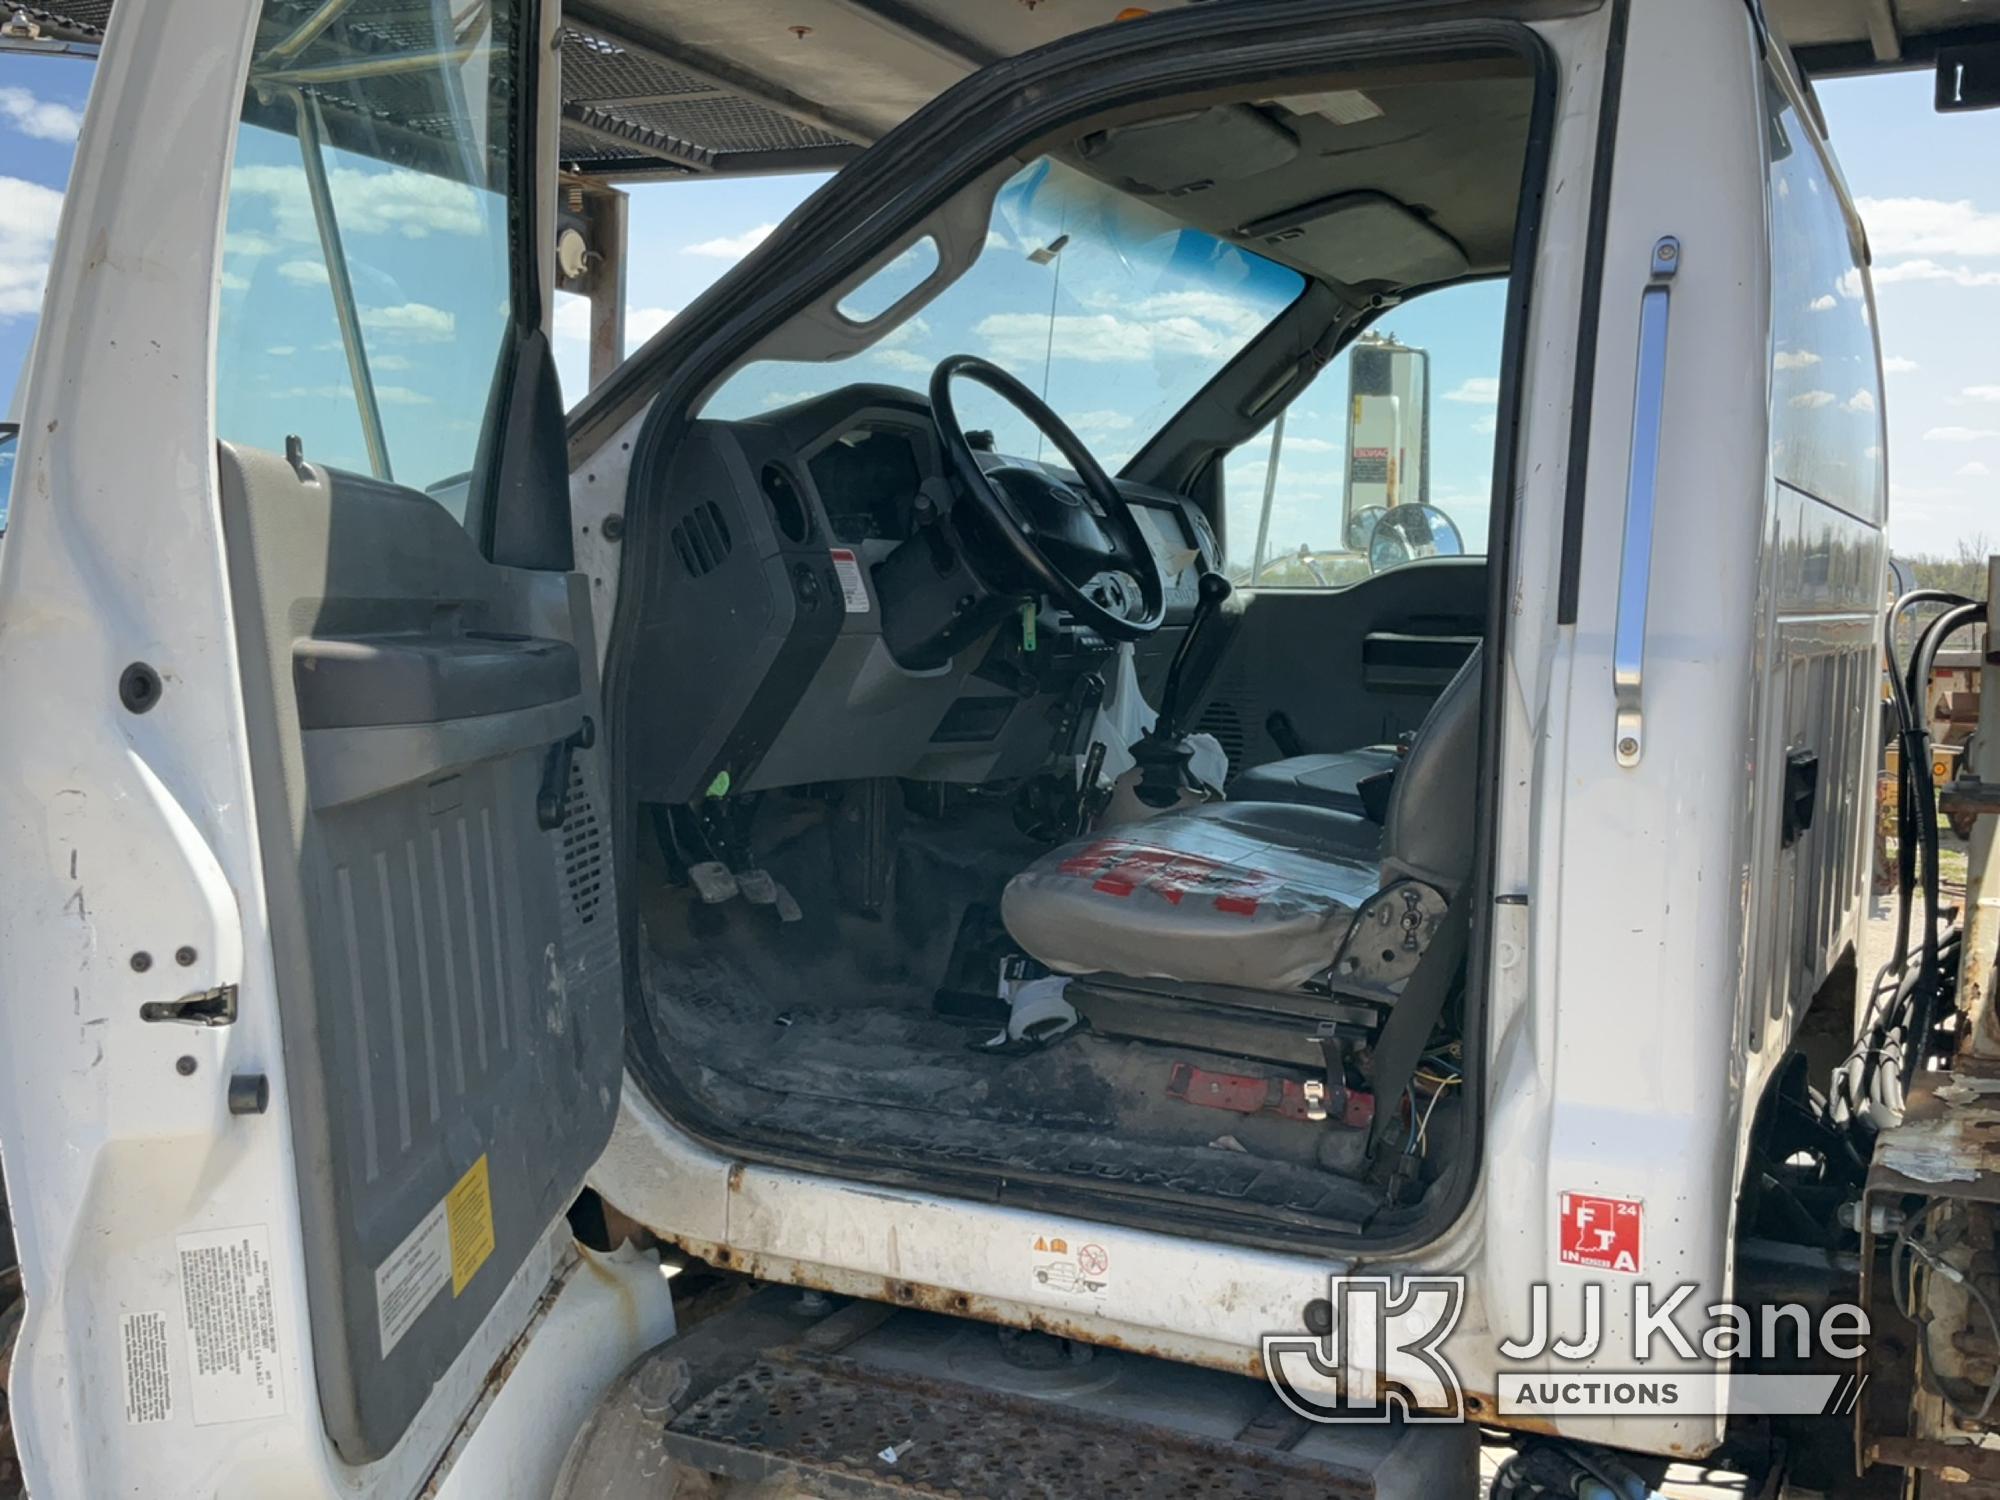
xmin=704 ymin=158 xmax=1306 ymax=466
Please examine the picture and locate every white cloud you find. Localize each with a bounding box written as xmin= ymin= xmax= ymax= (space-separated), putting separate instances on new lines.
xmin=358 ymin=301 xmax=455 ymax=341
xmin=0 ymin=86 xmax=82 ymax=143
xmin=551 ymin=296 xmax=680 ymax=390
xmin=266 ymin=344 xmax=296 ymax=357
xmin=553 ymin=295 xmax=589 ymax=342
xmin=975 ymin=311 xmax=1236 ymax=365
xmin=1789 ymin=390 xmax=1837 ymax=409
xmin=869 ymin=348 xmax=931 ymax=374
xmin=685 ymin=223 xmax=774 ymax=260
xmin=0 ymin=174 xmax=64 ymax=319
xmin=759 ymin=389 xmax=821 ymax=410
xmin=1844 ymin=389 xmax=1876 ymax=414
xmin=1957 ymin=461 xmax=1993 ymax=477
xmin=1471 ymin=413 xmax=1498 ymax=435
xmin=1856 ymin=196 xmax=2000 ymax=258
xmin=1837 ymin=268 xmax=1865 ymax=301
xmin=277 ymin=382 xmax=432 ymax=406
xmin=226 ymin=230 xmax=279 ymax=260
xmin=1773 ymin=350 xmax=1820 ymax=371
xmin=627 ymin=305 xmax=676 ymax=345
xmin=1284 ymin=436 xmax=1341 ymax=453
xmin=1808 ymin=294 xmax=1838 ymax=312
xmin=1120 ymin=290 xmax=1268 ymax=341
xmin=1872 ymin=259 xmax=2000 ymax=289
xmin=1883 ymin=356 xmax=1919 ymax=374
xmin=227 ymin=164 xmax=483 ymax=243
xmin=1925 ymin=426 xmax=2000 ymax=443
xmin=278 ymin=258 xmax=328 ymax=286
xmin=1965 ymin=385 xmax=2000 ymax=403
xmin=1443 ymin=376 xmax=1500 ymax=404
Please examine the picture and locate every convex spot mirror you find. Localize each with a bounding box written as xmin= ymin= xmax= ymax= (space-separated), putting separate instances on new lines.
xmin=1368 ymin=503 xmax=1463 ymax=573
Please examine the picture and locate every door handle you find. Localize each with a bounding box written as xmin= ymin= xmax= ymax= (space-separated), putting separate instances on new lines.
xmin=537 ymin=716 xmax=596 ymax=830
xmin=1613 ymin=235 xmax=1680 ymax=768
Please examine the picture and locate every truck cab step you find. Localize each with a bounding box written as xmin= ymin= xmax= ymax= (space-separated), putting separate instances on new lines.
xmin=557 ymin=1287 xmax=1474 ymax=1499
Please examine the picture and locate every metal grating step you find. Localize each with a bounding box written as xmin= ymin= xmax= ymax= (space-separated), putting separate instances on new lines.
xmin=662 ymin=1348 xmax=1379 ymax=1500
xmin=559 ymin=1294 xmax=1473 ymax=1499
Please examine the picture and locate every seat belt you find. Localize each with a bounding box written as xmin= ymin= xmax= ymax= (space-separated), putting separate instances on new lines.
xmin=1364 ymin=894 xmax=1471 ymax=1159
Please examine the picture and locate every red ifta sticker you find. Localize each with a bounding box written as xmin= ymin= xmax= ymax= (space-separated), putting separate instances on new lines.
xmin=1559 ymin=1192 xmax=1642 ymax=1274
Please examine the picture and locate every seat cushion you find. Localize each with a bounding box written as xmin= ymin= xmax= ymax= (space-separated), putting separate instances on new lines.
xmin=1002 ymin=802 xmax=1384 ymax=993
xmin=1230 ymin=747 xmax=1401 ymax=816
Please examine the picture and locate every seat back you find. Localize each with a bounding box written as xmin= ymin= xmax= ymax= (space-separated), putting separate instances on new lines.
xmin=1380 ymin=642 xmax=1483 ymax=893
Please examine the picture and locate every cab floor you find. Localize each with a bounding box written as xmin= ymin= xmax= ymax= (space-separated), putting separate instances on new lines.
xmin=631 ymin=792 xmax=1410 ymax=1224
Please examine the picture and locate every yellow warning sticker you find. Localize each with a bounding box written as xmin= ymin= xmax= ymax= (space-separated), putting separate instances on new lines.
xmin=446 ymin=1154 xmax=495 ymax=1296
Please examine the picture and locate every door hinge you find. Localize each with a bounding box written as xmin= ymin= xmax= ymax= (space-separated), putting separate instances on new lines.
xmin=141 ymin=983 xmax=238 ymax=1027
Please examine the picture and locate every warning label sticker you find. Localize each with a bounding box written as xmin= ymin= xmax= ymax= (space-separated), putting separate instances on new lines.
xmin=829 ymin=549 xmax=870 ymax=613
xmin=446 ymin=1155 xmax=496 ymax=1295
xmin=1558 ymin=1192 xmax=1643 ymax=1274
xmin=376 ymin=1200 xmax=450 ymax=1358
xmin=121 ymin=1310 xmax=174 ymax=1424
xmin=376 ymin=1154 xmax=498 ymax=1358
xmin=1029 ymin=1234 xmax=1110 ymax=1296
xmin=175 ymin=1226 xmax=286 ymax=1425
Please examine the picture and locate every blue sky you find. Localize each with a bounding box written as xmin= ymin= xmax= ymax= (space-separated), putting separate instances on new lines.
xmin=4 ymin=52 xmax=1999 ymax=556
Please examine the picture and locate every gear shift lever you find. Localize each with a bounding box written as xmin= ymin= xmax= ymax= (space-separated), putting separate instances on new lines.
xmin=1130 ymin=571 xmax=1232 ymax=807
xmin=1154 ymin=571 xmax=1232 ymax=740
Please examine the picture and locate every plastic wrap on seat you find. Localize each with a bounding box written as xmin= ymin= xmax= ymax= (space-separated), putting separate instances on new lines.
xmin=1002 ymin=802 xmax=1384 ymax=992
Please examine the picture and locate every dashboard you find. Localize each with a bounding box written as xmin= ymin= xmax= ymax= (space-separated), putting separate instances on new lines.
xmin=628 ymin=382 xmax=1221 ymax=805
xmin=776 ymin=385 xmax=1217 ymax=612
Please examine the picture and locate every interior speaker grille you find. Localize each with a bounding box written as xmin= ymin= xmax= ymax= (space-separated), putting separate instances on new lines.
xmin=561 ymin=760 xmax=606 ymax=925
xmin=670 ymin=500 xmax=734 ymax=578
xmin=1195 ymin=699 xmax=1246 ymax=769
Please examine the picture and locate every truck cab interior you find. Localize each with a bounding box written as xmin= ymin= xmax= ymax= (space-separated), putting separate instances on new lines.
xmin=613 ymin=39 xmax=1541 ymax=1238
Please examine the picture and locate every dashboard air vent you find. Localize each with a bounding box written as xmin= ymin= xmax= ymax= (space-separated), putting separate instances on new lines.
xmin=671 ymin=500 xmax=734 ymax=578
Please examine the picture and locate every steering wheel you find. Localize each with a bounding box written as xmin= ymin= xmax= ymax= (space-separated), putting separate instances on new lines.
xmin=929 ymin=354 xmax=1166 ymax=642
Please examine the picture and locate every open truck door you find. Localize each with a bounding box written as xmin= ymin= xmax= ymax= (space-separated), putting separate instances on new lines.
xmin=0 ymin=0 xmax=628 ymax=1492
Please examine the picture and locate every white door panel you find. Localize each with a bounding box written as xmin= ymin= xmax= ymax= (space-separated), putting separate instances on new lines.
xmin=0 ymin=0 xmax=623 ymax=1491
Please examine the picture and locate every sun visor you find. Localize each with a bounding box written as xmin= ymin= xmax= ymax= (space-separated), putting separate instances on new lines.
xmin=1076 ymin=105 xmax=1299 ymax=196
xmin=1238 ymin=191 xmax=1470 ymax=288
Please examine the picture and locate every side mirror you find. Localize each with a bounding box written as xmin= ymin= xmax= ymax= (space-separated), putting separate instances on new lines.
xmin=1368 ymin=503 xmax=1464 ymax=573
xmin=1937 ymin=43 xmax=2000 ymax=113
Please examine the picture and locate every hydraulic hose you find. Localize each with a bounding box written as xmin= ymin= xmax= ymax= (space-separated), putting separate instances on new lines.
xmin=1901 ymin=602 xmax=1984 ymax=1075
xmin=1845 ymin=590 xmax=1979 ymax=1123
xmin=1885 ymin=590 xmax=1972 ymax=969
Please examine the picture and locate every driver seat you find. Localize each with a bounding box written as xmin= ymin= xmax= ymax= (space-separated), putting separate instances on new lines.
xmin=1002 ymin=645 xmax=1480 ymax=996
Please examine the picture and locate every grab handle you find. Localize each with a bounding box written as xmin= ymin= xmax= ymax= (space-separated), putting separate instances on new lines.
xmin=1613 ymin=235 xmax=1680 ymax=768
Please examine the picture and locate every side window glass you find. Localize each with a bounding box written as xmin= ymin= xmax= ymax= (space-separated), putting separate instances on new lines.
xmin=1222 ymin=278 xmax=1505 ymax=587
xmin=1765 ymin=74 xmax=1885 ymax=525
xmin=214 ymin=0 xmax=524 ymax=522
xmin=0 ymin=424 xmax=15 ymax=537
xmin=0 ymin=50 xmax=95 ymax=541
